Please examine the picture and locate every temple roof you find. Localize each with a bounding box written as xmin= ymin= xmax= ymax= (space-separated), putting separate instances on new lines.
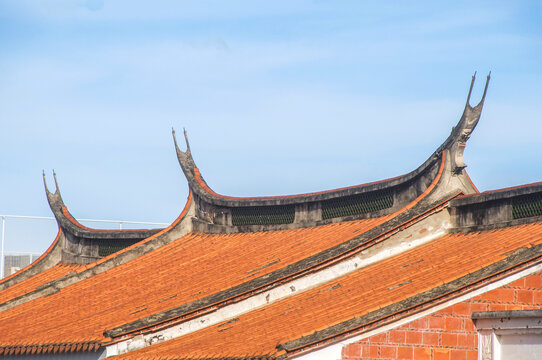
xmin=0 ymin=180 xmax=447 ymax=349
xmin=2 ymin=74 xmax=539 ymax=360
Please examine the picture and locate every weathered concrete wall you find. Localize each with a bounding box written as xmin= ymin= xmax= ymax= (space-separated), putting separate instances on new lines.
xmin=340 ymin=272 xmax=542 ymax=360
xmin=449 ymin=184 xmax=542 ymax=232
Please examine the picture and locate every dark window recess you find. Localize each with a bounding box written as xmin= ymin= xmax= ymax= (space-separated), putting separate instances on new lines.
xmin=96 ymin=240 xmax=140 ymax=257
xmin=231 ymin=205 xmax=295 ymax=226
xmin=512 ymin=193 xmax=542 ymax=219
xmin=321 ymin=190 xmax=394 ymax=220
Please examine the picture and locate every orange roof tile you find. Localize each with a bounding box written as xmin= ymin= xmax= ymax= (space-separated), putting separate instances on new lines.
xmin=112 ymin=222 xmax=542 ymax=359
xmin=0 ymin=216 xmax=388 ymax=347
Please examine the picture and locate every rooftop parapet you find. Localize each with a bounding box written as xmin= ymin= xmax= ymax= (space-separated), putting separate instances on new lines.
xmin=449 ymin=182 xmax=542 ymax=232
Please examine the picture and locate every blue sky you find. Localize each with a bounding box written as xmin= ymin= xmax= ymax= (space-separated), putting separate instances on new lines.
xmin=1 ymin=1 xmax=542 ymax=254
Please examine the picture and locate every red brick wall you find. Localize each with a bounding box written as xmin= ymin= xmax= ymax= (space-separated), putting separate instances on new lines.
xmin=342 ymin=271 xmax=542 ymax=360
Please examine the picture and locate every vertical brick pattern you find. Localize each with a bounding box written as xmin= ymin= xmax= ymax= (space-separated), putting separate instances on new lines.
xmin=342 ymin=272 xmax=542 ymax=359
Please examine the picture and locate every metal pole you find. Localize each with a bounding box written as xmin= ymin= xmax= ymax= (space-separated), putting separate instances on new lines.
xmin=1 ymin=216 xmax=5 ymax=279
xmin=0 ymin=214 xmax=168 ymax=226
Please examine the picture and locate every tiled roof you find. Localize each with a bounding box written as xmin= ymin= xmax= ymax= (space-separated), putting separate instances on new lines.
xmin=0 ymin=76 xmax=499 ymax=358
xmin=0 ymin=263 xmax=83 ymax=305
xmin=0 ymin=215 xmax=388 ymax=349
xmin=0 ymin=155 xmax=447 ymax=354
xmin=112 ymin=222 xmax=542 ymax=360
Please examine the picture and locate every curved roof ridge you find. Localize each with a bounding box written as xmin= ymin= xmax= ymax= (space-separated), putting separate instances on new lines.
xmin=173 ymin=74 xmax=489 ymax=207
xmin=173 ymin=129 xmax=428 ymax=205
xmin=192 ymin=167 xmax=406 ymax=201
xmin=43 ymin=171 xmax=162 ymax=239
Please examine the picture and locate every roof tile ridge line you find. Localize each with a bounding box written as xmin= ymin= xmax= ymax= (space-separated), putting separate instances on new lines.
xmin=44 ymin=171 xmax=162 ymax=235
xmin=0 ymin=192 xmax=194 ymax=311
xmin=279 ymin=242 xmax=542 ymax=354
xmin=0 ymin=228 xmax=62 ymax=288
xmin=104 ymin=159 xmax=451 ymax=339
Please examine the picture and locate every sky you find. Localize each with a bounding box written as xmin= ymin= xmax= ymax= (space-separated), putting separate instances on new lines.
xmin=1 ymin=0 xmax=542 ymax=254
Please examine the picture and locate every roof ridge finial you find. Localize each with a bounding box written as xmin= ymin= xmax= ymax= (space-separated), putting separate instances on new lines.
xmin=43 ymin=170 xmax=51 ymax=195
xmin=43 ymin=170 xmax=61 ymax=196
xmin=476 ymin=71 xmax=491 ymax=108
xmin=447 ymin=73 xmax=491 ymax=174
xmin=172 ymin=127 xmax=191 ymax=154
xmin=183 ymin=127 xmax=191 ymax=154
xmin=172 ymin=127 xmax=180 ymax=152
xmin=53 ymin=170 xmax=60 ymax=195
xmin=466 ymin=71 xmax=476 ymax=108
xmin=43 ymin=170 xmax=65 ymax=212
